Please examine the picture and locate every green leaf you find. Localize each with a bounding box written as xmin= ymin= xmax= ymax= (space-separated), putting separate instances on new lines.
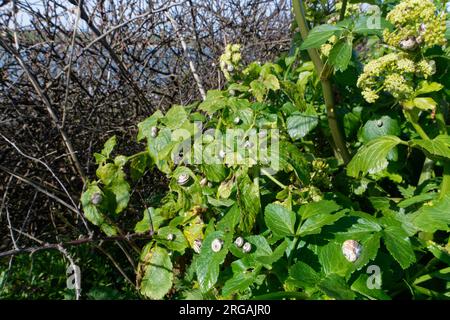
xmin=361 ymin=116 xmax=400 ymax=143
xmin=318 ymin=241 xmax=353 ymax=277
xmin=250 ymin=80 xmax=266 ymax=102
xmin=196 ymin=231 xmax=230 ymax=292
xmin=80 ymin=184 xmax=118 ymax=236
xmin=351 ymin=274 xmax=391 ymax=300
xmin=222 ymin=272 xmax=257 ymax=297
xmin=286 ymin=112 xmax=319 ymax=141
xmin=139 ymin=246 xmax=173 ymax=300
xmin=347 ymin=136 xmax=403 ymax=178
xmin=256 ymin=240 xmax=288 ymax=265
xmin=446 ymin=21 xmax=450 ymax=40
xmin=317 ymin=274 xmax=356 ymax=300
xmin=353 ymin=16 xmax=391 ymax=36
xmin=161 ymin=105 xmax=188 ymax=129
xmin=157 ymin=226 xmax=189 ymax=254
xmin=198 ymin=90 xmax=228 ymax=114
xmin=96 ymin=163 xmax=119 ymax=185
xmin=383 ymin=225 xmax=415 ymax=269
xmin=289 ymin=261 xmax=321 ymax=288
xmin=105 ymin=174 xmax=130 ymax=214
xmin=101 ymin=136 xmax=116 ymax=158
xmin=427 ymin=241 xmax=450 ymax=265
xmin=298 ymin=200 xmax=341 ymax=220
xmin=238 ymin=175 xmax=261 ymax=233
xmin=413 ymin=97 xmax=437 ymax=111
xmin=202 ymin=164 xmax=228 ymax=183
xmin=262 ymin=74 xmax=280 ymax=91
xmin=415 ymin=81 xmax=444 ymax=96
xmin=300 ymin=24 xmax=343 ymax=50
xmin=410 ymin=135 xmax=450 ymax=159
xmin=130 ymin=153 xmax=150 ymax=182
xmin=264 ymin=203 xmax=296 ymax=237
xmin=216 ymin=204 xmax=240 ymax=233
xmin=328 ymin=38 xmax=353 ymax=72
xmin=413 ymin=196 xmax=450 ymax=233
xmin=298 ymin=210 xmax=345 ymax=237
xmin=135 ymin=208 xmax=165 ymax=233
xmin=137 ymin=110 xmax=163 ymax=141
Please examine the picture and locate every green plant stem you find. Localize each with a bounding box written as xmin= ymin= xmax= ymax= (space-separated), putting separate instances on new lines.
xmin=435 ymin=106 xmax=450 ymax=198
xmin=261 ymin=168 xmax=287 ymax=189
xmin=292 ymin=0 xmax=351 ymax=165
xmin=405 ymin=108 xmax=450 ymax=198
xmin=404 ymin=109 xmax=431 ymax=141
xmin=288 ymin=236 xmax=300 ymax=266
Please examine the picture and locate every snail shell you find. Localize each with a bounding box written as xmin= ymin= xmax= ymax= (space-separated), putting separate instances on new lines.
xmin=177 ymin=173 xmax=190 ymax=186
xmin=211 ymin=238 xmax=223 ymax=252
xmin=242 ymin=242 xmax=252 ymax=253
xmin=342 ymin=240 xmax=362 ymax=262
xmin=91 ymin=192 xmax=102 ymax=205
xmin=233 ymin=117 xmax=241 ymax=125
xmin=218 ymin=150 xmax=226 ymax=159
xmin=193 ymin=239 xmax=202 ymax=254
xmin=150 ymin=126 xmax=158 ymax=138
xmin=399 ymin=36 xmax=418 ymax=51
xmin=200 ymin=177 xmax=208 ymax=186
xmin=166 ymin=233 xmax=175 ymax=241
xmin=234 ymin=237 xmax=244 ymax=248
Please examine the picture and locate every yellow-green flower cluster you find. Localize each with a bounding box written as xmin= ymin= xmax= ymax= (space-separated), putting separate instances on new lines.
xmin=357 ymin=53 xmax=436 ymax=103
xmin=383 ymin=0 xmax=447 ymax=50
xmin=220 ymin=44 xmax=242 ymax=80
xmin=320 ymin=35 xmax=337 ymax=57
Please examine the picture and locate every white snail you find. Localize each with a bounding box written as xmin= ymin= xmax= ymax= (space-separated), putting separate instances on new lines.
xmin=234 ymin=237 xmax=244 ymax=248
xmin=200 ymin=177 xmax=208 ymax=186
xmin=166 ymin=233 xmax=174 ymax=241
xmin=243 ymin=140 xmax=254 ymax=149
xmin=177 ymin=173 xmax=190 ymax=186
xmin=151 ymin=126 xmax=158 ymax=138
xmin=342 ymin=240 xmax=362 ymax=262
xmin=218 ymin=150 xmax=226 ymax=159
xmin=242 ymin=242 xmax=252 ymax=253
xmin=91 ymin=192 xmax=102 ymax=205
xmin=193 ymin=239 xmax=202 ymax=254
xmin=211 ymin=238 xmax=223 ymax=253
xmin=233 ymin=117 xmax=241 ymax=125
xmin=399 ymin=36 xmax=418 ymax=51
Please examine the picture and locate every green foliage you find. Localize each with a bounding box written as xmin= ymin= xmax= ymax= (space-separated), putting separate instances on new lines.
xmin=74 ymin=0 xmax=450 ymax=300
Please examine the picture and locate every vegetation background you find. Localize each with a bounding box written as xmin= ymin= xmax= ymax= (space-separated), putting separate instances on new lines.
xmin=0 ymin=0 xmax=292 ymax=299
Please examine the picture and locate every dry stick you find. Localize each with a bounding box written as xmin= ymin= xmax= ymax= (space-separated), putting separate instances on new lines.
xmin=165 ymin=11 xmax=207 ymax=101
xmin=55 ymin=244 xmax=81 ymax=300
xmin=61 ymin=1 xmax=81 ymax=128
xmin=83 ymin=2 xmax=183 ymax=52
xmin=0 ymin=232 xmax=153 ymax=259
xmin=0 ymin=165 xmax=80 ymax=216
xmin=292 ymin=0 xmax=351 ymax=164
xmin=95 ymin=244 xmax=135 ymax=288
xmin=1 ymin=135 xmax=91 ymax=233
xmin=0 ymin=37 xmax=88 ymax=182
xmin=67 ymin=0 xmax=151 ymax=108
